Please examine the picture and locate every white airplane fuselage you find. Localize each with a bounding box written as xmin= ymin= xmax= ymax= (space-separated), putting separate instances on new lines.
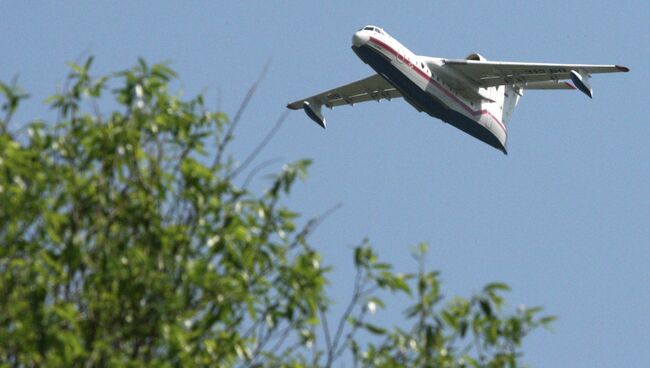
xmin=288 ymin=25 xmax=628 ymax=154
xmin=351 ymin=28 xmax=510 ymax=153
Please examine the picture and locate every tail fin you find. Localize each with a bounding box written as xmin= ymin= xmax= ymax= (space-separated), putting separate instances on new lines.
xmin=501 ymin=85 xmax=522 ymax=126
xmin=486 ymin=85 xmax=523 ymax=129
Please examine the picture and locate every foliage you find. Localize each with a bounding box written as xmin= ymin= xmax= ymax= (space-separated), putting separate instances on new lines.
xmin=0 ymin=59 xmax=553 ymax=367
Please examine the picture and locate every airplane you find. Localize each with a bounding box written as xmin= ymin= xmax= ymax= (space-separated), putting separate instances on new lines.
xmin=287 ymin=25 xmax=629 ymax=154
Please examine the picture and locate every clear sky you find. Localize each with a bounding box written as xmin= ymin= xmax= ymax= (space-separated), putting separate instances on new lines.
xmin=1 ymin=1 xmax=648 ymax=366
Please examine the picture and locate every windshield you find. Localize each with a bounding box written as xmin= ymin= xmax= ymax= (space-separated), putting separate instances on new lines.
xmin=361 ymin=26 xmax=386 ymax=36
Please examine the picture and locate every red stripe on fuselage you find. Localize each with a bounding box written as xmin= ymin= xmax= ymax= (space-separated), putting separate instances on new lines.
xmin=368 ymin=36 xmax=507 ymax=133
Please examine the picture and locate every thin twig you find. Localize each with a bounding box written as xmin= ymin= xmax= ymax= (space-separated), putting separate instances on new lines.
xmin=250 ymin=202 xmax=343 ymax=292
xmin=249 ymin=321 xmax=281 ymax=366
xmin=2 ymin=77 xmax=16 ymax=129
xmin=216 ymin=86 xmax=222 ymax=112
xmin=288 ymin=203 xmax=342 ymax=251
xmin=333 ymin=306 xmax=368 ymax=361
xmin=311 ymin=324 xmax=319 ymax=366
xmin=267 ymin=324 xmax=294 ymax=358
xmin=213 ymin=60 xmax=271 ymax=169
xmin=330 ymin=266 xmax=364 ymax=362
xmin=56 ymin=49 xmax=92 ymax=124
xmin=241 ymin=157 xmax=284 ymax=190
xmin=320 ymin=306 xmax=333 ymax=364
xmin=229 ymin=110 xmax=289 ymax=180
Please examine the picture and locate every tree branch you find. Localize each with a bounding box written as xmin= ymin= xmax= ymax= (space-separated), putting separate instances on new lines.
xmin=241 ymin=157 xmax=284 ymax=190
xmin=229 ymin=110 xmax=288 ymax=180
xmin=212 ymin=60 xmax=270 ymax=169
xmin=319 ymin=306 xmax=333 ymax=365
xmin=328 ymin=264 xmax=367 ymax=366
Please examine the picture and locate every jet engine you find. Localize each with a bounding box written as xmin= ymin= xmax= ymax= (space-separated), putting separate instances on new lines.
xmin=465 ymin=53 xmax=487 ymax=61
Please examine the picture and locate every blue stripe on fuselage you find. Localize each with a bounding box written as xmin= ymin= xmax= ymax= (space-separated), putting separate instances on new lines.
xmin=352 ymin=44 xmax=506 ymax=154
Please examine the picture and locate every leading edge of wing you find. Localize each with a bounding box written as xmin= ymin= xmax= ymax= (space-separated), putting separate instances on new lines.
xmin=444 ymin=59 xmax=630 ymax=74
xmin=286 ymin=73 xmax=402 ymax=110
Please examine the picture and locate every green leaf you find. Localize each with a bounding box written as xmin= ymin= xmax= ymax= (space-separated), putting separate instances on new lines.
xmin=479 ymin=299 xmax=492 ymax=318
xmin=442 ymin=310 xmax=459 ymax=329
xmin=354 ymin=246 xmax=362 ymax=267
xmin=540 ymin=315 xmax=557 ymax=326
xmin=484 ymin=282 xmax=510 ymax=292
xmin=363 ymin=323 xmax=387 ymax=335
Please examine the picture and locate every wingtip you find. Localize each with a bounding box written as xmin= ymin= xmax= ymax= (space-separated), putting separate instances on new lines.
xmin=615 ymin=65 xmax=630 ymax=72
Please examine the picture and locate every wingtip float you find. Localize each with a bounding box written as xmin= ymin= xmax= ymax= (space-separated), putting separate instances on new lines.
xmin=302 ymin=101 xmax=326 ymax=129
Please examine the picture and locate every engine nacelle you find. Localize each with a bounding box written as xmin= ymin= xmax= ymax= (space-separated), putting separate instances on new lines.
xmin=465 ymin=53 xmax=487 ymax=61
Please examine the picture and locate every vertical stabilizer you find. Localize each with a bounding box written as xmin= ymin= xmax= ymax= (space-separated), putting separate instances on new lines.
xmin=484 ymin=85 xmax=522 ymax=130
xmin=501 ymin=85 xmax=522 ymax=126
xmin=479 ymin=84 xmax=522 ymax=153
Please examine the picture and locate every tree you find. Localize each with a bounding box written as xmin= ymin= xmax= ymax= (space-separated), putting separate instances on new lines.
xmin=0 ymin=59 xmax=553 ymax=367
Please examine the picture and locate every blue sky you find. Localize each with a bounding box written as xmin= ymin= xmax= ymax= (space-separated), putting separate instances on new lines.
xmin=1 ymin=1 xmax=648 ymax=366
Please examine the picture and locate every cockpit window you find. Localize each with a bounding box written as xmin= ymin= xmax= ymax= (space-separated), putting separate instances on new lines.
xmin=360 ymin=26 xmax=388 ymax=36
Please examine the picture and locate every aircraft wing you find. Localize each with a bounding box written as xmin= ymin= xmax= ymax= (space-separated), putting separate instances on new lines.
xmin=287 ymin=74 xmax=401 ymax=109
xmin=287 ymin=74 xmax=401 ymax=127
xmin=443 ymin=59 xmax=629 ymax=97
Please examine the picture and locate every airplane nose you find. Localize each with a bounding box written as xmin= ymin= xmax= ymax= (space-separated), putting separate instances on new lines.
xmin=352 ymin=31 xmax=369 ymax=47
